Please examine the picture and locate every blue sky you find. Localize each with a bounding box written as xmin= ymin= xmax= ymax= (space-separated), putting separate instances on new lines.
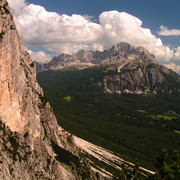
xmin=7 ymin=0 xmax=180 ymax=72
xmin=27 ymin=0 xmax=180 ymax=37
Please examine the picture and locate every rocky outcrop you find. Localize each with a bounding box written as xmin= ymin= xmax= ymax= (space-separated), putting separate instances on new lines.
xmin=102 ymin=62 xmax=180 ymax=94
xmin=37 ymin=42 xmax=157 ymax=72
xmin=0 ymin=120 xmax=72 ymax=180
xmin=0 ymin=1 xmax=97 ymax=179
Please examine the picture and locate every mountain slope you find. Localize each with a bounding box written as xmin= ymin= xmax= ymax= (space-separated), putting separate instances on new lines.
xmin=0 ymin=1 xmax=87 ymax=179
xmin=101 ymin=62 xmax=180 ymax=94
xmin=0 ymin=1 xmax=132 ymax=179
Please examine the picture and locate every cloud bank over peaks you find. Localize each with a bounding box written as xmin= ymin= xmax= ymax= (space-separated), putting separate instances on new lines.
xmin=98 ymin=11 xmax=175 ymax=62
xmin=10 ymin=1 xmax=103 ymax=53
xmin=7 ymin=0 xmax=179 ymax=72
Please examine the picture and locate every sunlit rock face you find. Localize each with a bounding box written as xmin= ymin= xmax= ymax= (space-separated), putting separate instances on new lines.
xmin=0 ymin=1 xmax=92 ymax=179
xmin=0 ymin=2 xmax=121 ymax=179
xmin=0 ymin=0 xmax=43 ymax=136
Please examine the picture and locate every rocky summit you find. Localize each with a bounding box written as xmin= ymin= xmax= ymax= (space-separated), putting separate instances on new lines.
xmin=38 ymin=42 xmax=158 ymax=72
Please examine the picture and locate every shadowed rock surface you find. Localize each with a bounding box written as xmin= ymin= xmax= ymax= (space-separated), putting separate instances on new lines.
xmin=101 ymin=62 xmax=180 ymax=94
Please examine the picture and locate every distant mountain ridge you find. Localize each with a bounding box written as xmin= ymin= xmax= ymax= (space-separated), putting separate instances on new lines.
xmin=36 ymin=42 xmax=157 ymax=72
xmin=36 ymin=43 xmax=180 ymax=94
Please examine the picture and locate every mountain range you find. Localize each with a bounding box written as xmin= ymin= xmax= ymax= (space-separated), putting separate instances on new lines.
xmin=36 ymin=42 xmax=157 ymax=72
xmin=36 ymin=43 xmax=180 ymax=95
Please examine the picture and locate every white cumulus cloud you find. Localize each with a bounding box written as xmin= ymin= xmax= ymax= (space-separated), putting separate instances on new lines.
xmin=8 ymin=1 xmax=103 ymax=54
xmin=158 ymin=26 xmax=180 ymax=36
xmin=7 ymin=0 xmax=180 ymax=68
xmin=98 ymin=11 xmax=175 ymax=62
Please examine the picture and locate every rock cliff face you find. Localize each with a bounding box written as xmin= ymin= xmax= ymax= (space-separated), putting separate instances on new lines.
xmin=0 ymin=0 xmax=43 ymax=136
xmin=2 ymin=1 xmax=148 ymax=179
xmin=101 ymin=62 xmax=180 ymax=94
xmin=0 ymin=1 xmax=95 ymax=179
xmin=0 ymin=120 xmax=71 ymax=180
xmin=40 ymin=61 xmax=180 ymax=95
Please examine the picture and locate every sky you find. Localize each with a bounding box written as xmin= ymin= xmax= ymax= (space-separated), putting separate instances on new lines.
xmin=7 ymin=0 xmax=180 ymax=73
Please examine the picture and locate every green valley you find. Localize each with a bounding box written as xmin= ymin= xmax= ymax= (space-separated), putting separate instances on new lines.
xmin=37 ymin=68 xmax=180 ymax=170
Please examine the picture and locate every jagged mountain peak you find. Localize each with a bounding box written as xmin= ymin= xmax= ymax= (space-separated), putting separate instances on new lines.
xmin=110 ymin=42 xmax=132 ymax=52
xmin=40 ymin=42 xmax=157 ymax=72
